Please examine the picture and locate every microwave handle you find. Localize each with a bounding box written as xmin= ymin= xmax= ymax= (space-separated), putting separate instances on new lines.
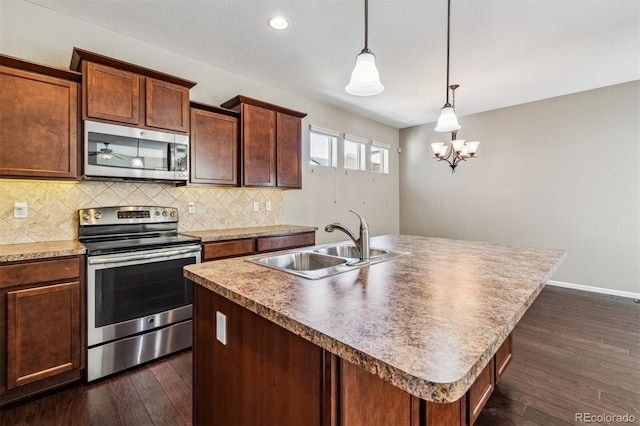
xmin=168 ymin=143 xmax=174 ymax=171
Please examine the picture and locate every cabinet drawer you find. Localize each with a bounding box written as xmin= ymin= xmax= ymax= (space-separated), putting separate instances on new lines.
xmin=256 ymin=232 xmax=315 ymax=252
xmin=203 ymin=239 xmax=254 ymax=261
xmin=0 ymin=257 xmax=81 ymax=289
xmin=494 ymin=333 xmax=513 ymax=384
xmin=468 ymin=359 xmax=494 ymax=425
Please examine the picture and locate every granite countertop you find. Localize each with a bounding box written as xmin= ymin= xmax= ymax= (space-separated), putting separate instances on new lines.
xmin=182 ymin=224 xmax=317 ymax=242
xmin=0 ymin=225 xmax=315 ymax=262
xmin=0 ymin=240 xmax=86 ymax=263
xmin=184 ymin=234 xmax=564 ymax=403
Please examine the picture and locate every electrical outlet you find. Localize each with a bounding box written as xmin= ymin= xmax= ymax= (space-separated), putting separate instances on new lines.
xmin=266 ymin=201 xmax=272 ymax=212
xmin=253 ymin=202 xmax=260 ymax=212
xmin=188 ymin=202 xmax=196 ymax=214
xmin=216 ymin=311 xmax=227 ymax=345
xmin=14 ymin=202 xmax=28 ymax=219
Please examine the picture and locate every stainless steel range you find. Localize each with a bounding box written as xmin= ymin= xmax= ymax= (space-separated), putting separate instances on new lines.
xmin=78 ymin=205 xmax=201 ymax=382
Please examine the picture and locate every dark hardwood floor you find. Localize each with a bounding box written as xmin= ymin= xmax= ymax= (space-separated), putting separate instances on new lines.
xmin=476 ymin=286 xmax=640 ymax=426
xmin=1 ymin=286 xmax=638 ymax=426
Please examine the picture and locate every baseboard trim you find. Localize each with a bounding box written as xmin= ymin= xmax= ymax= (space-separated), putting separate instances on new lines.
xmin=547 ymin=280 xmax=640 ymax=300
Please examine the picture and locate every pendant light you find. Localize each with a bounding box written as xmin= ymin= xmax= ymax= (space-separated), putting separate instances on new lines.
xmin=345 ymin=0 xmax=384 ymax=96
xmin=434 ymin=0 xmax=460 ymax=132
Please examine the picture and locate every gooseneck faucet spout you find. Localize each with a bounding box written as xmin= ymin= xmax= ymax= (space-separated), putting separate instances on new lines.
xmin=325 ymin=210 xmax=370 ymax=261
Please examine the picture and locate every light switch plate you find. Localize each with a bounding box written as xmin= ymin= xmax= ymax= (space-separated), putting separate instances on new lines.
xmin=253 ymin=202 xmax=259 ymax=212
xmin=266 ymin=201 xmax=272 ymax=211
xmin=188 ymin=202 xmax=196 ymax=214
xmin=216 ymin=311 xmax=227 ymax=345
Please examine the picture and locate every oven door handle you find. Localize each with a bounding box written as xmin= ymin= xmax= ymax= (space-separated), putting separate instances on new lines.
xmin=88 ymin=246 xmax=201 ymax=265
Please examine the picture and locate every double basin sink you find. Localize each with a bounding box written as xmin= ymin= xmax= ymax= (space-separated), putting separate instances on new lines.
xmin=246 ymin=244 xmax=408 ymax=279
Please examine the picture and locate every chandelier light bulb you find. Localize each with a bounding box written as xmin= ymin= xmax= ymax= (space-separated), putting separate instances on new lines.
xmin=346 ymin=50 xmax=384 ymax=96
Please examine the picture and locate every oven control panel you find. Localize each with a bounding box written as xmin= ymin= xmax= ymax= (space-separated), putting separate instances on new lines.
xmin=79 ymin=206 xmax=179 ymax=226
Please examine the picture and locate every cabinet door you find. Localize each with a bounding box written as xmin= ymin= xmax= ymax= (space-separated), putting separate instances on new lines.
xmin=0 ymin=66 xmax=78 ymax=179
xmin=468 ymin=359 xmax=495 ymax=425
xmin=190 ymin=108 xmax=238 ymax=185
xmin=276 ymin=113 xmax=302 ymax=188
xmin=242 ymin=104 xmax=276 ymax=187
xmin=85 ymin=62 xmax=140 ymax=125
xmin=146 ymin=78 xmax=189 ymax=133
xmin=494 ymin=333 xmax=513 ymax=384
xmin=6 ymin=281 xmax=81 ymax=389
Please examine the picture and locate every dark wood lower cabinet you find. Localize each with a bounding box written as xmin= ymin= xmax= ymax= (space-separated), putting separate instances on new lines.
xmin=194 ymin=286 xmax=508 ymax=426
xmin=468 ymin=358 xmax=495 ymax=426
xmin=0 ymin=256 xmax=84 ymax=406
xmin=202 ymin=232 xmax=316 ymax=262
xmin=194 ymin=285 xmax=322 ymax=425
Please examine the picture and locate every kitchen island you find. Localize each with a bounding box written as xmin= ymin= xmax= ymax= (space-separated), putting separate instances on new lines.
xmin=184 ymin=234 xmax=564 ymax=425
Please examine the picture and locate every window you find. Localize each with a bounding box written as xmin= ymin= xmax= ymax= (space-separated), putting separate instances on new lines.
xmin=371 ymin=142 xmax=389 ymax=174
xmin=309 ymin=125 xmax=338 ymax=167
xmin=344 ymin=134 xmax=367 ymax=171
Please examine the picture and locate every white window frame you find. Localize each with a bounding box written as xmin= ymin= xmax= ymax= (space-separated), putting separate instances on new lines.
xmin=309 ymin=125 xmax=339 ymax=168
xmin=371 ymin=141 xmax=390 ymax=174
xmin=343 ymin=133 xmax=368 ymax=172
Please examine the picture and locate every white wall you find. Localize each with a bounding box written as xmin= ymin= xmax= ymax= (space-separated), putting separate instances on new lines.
xmin=0 ymin=0 xmax=400 ymax=243
xmin=400 ymin=81 xmax=640 ymax=294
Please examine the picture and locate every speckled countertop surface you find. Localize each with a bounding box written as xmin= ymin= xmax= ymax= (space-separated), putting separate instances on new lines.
xmin=184 ymin=234 xmax=564 ymax=403
xmin=0 ymin=240 xmax=86 ymax=263
xmin=182 ymin=225 xmax=317 ymax=242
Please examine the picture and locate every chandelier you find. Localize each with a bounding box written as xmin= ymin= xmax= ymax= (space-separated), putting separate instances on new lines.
xmin=431 ymin=0 xmax=480 ymax=172
xmin=431 ymin=84 xmax=479 ymax=172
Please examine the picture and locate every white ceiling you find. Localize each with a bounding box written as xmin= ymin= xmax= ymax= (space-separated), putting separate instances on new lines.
xmin=27 ymin=0 xmax=640 ymax=128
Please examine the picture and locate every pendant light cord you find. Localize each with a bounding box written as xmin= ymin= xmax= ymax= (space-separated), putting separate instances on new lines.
xmin=445 ymin=0 xmax=451 ymax=104
xmin=364 ymin=0 xmax=369 ymax=50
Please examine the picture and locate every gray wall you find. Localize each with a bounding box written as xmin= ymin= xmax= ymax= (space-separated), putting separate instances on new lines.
xmin=1 ymin=0 xmax=400 ymax=244
xmin=400 ymin=81 xmax=640 ymax=294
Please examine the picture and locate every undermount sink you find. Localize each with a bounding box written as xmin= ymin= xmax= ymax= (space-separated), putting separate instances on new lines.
xmin=253 ymin=252 xmax=348 ymax=271
xmin=313 ymin=245 xmax=387 ymax=259
xmin=246 ymin=244 xmax=408 ymax=280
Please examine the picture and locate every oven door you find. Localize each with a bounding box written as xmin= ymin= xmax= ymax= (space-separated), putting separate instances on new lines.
xmin=86 ymin=245 xmax=201 ymax=347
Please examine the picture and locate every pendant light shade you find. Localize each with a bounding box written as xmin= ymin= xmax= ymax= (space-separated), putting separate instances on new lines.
xmin=346 ymin=48 xmax=384 ymax=96
xmin=434 ymin=104 xmax=461 ymax=132
xmin=346 ymin=0 xmax=383 ymax=96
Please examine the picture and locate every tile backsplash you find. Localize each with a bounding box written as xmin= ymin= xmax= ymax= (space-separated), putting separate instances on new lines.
xmin=0 ymin=180 xmax=283 ymax=245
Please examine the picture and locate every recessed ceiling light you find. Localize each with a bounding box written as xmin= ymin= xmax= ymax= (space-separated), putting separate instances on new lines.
xmin=268 ymin=16 xmax=289 ymax=30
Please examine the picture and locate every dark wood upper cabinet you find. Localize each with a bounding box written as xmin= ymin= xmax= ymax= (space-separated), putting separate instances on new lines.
xmin=0 ymin=55 xmax=80 ymax=179
xmin=221 ymin=95 xmax=307 ymax=189
xmin=276 ymin=112 xmax=302 ymax=188
xmin=189 ymin=103 xmax=239 ymax=185
xmin=242 ymin=103 xmax=276 ymax=187
xmin=84 ymin=62 xmax=140 ymax=125
xmin=72 ymin=48 xmax=195 ymax=134
xmin=146 ymin=78 xmax=189 ymax=132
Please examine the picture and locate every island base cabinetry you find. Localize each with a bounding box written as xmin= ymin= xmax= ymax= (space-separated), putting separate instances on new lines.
xmin=194 ymin=286 xmax=511 ymax=425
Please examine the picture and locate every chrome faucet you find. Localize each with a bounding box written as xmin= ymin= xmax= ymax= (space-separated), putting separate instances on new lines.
xmin=325 ymin=210 xmax=370 ymax=262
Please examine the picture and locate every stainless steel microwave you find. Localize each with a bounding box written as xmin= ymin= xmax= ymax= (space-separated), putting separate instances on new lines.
xmin=83 ymin=120 xmax=189 ymax=182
